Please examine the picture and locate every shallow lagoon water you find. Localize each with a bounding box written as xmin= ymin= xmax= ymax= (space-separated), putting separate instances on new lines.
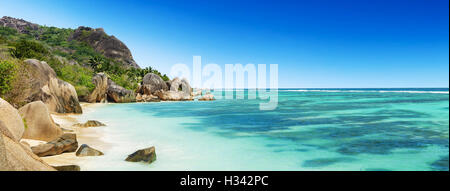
xmin=76 ymin=89 xmax=449 ymax=171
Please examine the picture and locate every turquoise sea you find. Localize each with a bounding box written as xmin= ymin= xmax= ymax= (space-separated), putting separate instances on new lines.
xmin=76 ymin=88 xmax=449 ymax=171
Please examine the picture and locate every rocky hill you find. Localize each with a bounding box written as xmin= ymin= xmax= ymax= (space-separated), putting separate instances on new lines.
xmin=0 ymin=16 xmax=40 ymax=34
xmin=0 ymin=16 xmax=140 ymax=69
xmin=69 ymin=26 xmax=140 ymax=69
xmin=1 ymin=16 xmax=171 ymax=109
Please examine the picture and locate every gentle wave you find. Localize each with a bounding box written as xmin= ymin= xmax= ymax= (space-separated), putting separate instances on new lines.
xmin=280 ymin=90 xmax=449 ymax=94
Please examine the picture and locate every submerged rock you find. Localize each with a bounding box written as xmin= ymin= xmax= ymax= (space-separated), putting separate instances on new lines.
xmin=31 ymin=133 xmax=78 ymax=157
xmin=52 ymin=165 xmax=80 ymax=171
xmin=75 ymin=144 xmax=104 ymax=157
xmin=74 ymin=120 xmax=106 ymax=128
xmin=431 ymin=156 xmax=449 ymax=171
xmin=19 ymin=101 xmax=63 ymax=141
xmin=125 ymin=146 xmax=157 ymax=164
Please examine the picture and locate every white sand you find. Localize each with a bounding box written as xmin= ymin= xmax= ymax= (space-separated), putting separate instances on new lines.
xmin=21 ymin=103 xmax=112 ymax=168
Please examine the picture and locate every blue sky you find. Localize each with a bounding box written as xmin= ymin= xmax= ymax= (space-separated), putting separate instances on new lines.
xmin=1 ymin=0 xmax=448 ymax=88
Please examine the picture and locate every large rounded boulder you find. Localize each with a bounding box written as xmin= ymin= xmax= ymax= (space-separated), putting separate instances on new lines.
xmin=139 ymin=73 xmax=168 ymax=95
xmin=0 ymin=133 xmax=55 ymax=171
xmin=24 ymin=59 xmax=82 ymax=114
xmin=0 ymin=98 xmax=25 ymax=141
xmin=19 ymin=101 xmax=63 ymax=141
xmin=107 ymin=79 xmax=136 ymax=103
xmin=31 ymin=133 xmax=78 ymax=157
xmin=125 ymin=146 xmax=156 ymax=164
xmin=0 ymin=98 xmax=54 ymax=170
xmin=75 ymin=144 xmax=104 ymax=157
xmin=87 ymin=73 xmax=108 ymax=103
xmin=170 ymin=77 xmax=192 ymax=96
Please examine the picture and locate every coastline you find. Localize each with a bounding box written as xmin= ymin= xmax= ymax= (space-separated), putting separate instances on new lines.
xmin=21 ymin=103 xmax=111 ymax=169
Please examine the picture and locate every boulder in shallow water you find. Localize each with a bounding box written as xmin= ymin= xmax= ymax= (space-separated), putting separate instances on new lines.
xmin=19 ymin=101 xmax=63 ymax=141
xmin=125 ymin=146 xmax=157 ymax=164
xmin=75 ymin=144 xmax=104 ymax=157
xmin=0 ymin=98 xmax=25 ymax=141
xmin=74 ymin=120 xmax=106 ymax=128
xmin=136 ymin=93 xmax=160 ymax=102
xmin=198 ymin=94 xmax=215 ymax=101
xmin=31 ymin=133 xmax=78 ymax=157
xmin=155 ymin=90 xmax=193 ymax=101
xmin=192 ymin=89 xmax=202 ymax=97
xmin=52 ymin=165 xmax=80 ymax=171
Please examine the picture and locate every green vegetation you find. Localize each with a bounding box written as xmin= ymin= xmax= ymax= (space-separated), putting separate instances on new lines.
xmin=0 ymin=58 xmax=32 ymax=107
xmin=22 ymin=118 xmax=28 ymax=129
xmin=0 ymin=60 xmax=16 ymax=95
xmin=10 ymin=39 xmax=49 ymax=60
xmin=0 ymin=24 xmax=169 ymax=101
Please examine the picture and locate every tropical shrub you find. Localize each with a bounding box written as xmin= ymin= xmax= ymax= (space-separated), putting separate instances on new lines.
xmin=0 ymin=60 xmax=16 ymax=95
xmin=10 ymin=39 xmax=49 ymax=60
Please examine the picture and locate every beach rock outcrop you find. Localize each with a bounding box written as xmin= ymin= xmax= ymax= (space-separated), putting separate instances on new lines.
xmin=19 ymin=101 xmax=63 ymax=141
xmin=0 ymin=98 xmax=25 ymax=141
xmin=142 ymin=76 xmax=194 ymax=101
xmin=155 ymin=90 xmax=194 ymax=101
xmin=192 ymin=89 xmax=202 ymax=97
xmin=75 ymin=144 xmax=104 ymax=157
xmin=87 ymin=73 xmax=108 ymax=103
xmin=74 ymin=120 xmax=106 ymax=128
xmin=125 ymin=146 xmax=157 ymax=164
xmin=31 ymin=133 xmax=78 ymax=157
xmin=0 ymin=133 xmax=55 ymax=171
xmin=136 ymin=93 xmax=160 ymax=102
xmin=24 ymin=59 xmax=82 ymax=114
xmin=107 ymin=79 xmax=135 ymax=103
xmin=52 ymin=165 xmax=80 ymax=171
xmin=1 ymin=99 xmax=54 ymax=170
xmin=85 ymin=73 xmax=136 ymax=103
xmin=170 ymin=77 xmax=192 ymax=95
xmin=139 ymin=73 xmax=168 ymax=95
xmin=69 ymin=26 xmax=140 ymax=69
xmin=198 ymin=93 xmax=215 ymax=101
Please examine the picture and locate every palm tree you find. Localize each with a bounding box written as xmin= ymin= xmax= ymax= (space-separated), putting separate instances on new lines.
xmin=89 ymin=55 xmax=104 ymax=71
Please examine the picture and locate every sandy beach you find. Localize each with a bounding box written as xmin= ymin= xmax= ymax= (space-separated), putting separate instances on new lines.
xmin=21 ymin=103 xmax=112 ymax=169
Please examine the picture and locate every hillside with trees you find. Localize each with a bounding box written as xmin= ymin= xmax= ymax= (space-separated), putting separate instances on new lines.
xmin=0 ymin=16 xmax=169 ymax=107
